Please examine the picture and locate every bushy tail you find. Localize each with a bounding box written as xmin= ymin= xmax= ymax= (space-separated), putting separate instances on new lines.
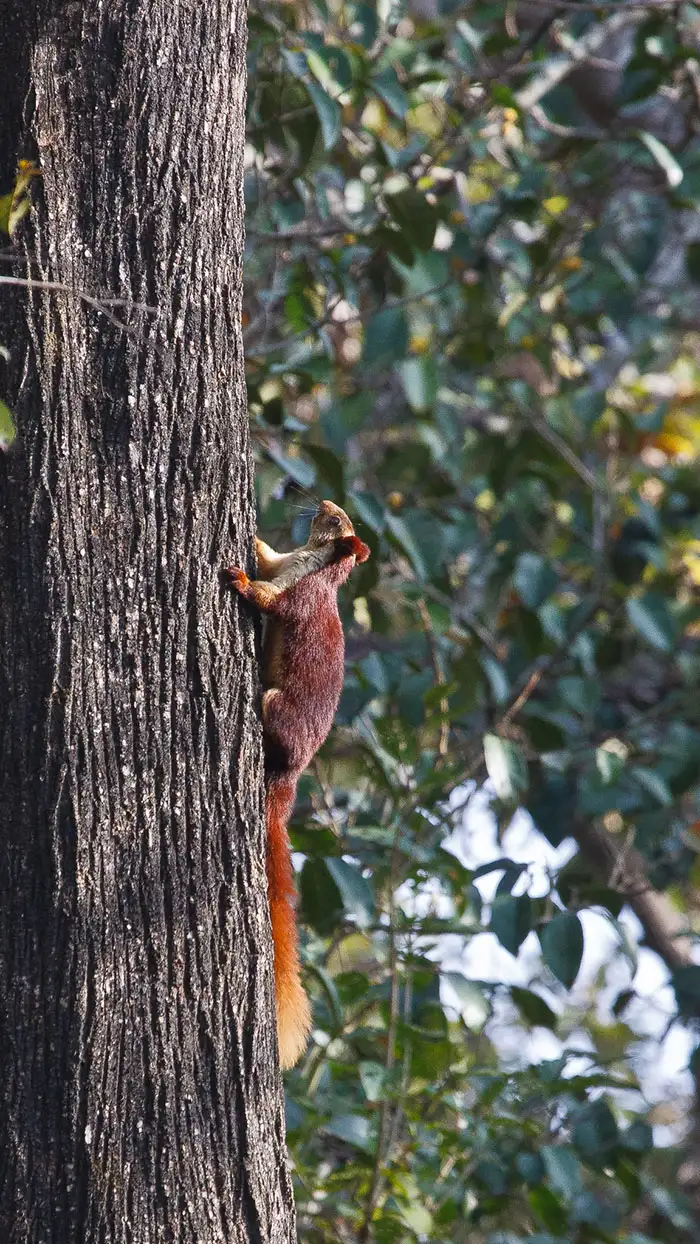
xmin=266 ymin=773 xmax=312 ymax=1069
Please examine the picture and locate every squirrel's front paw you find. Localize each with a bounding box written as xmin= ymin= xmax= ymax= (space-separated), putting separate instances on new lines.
xmin=223 ymin=566 xmax=250 ymax=594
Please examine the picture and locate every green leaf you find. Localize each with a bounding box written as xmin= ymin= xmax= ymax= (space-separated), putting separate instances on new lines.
xmin=265 ymin=446 xmax=316 ymax=489
xmin=630 ymin=765 xmax=672 ymax=806
xmin=0 ymin=162 xmax=39 ymax=237
xmin=686 ymin=242 xmax=700 ymax=284
xmin=540 ymin=912 xmax=584 ymax=989
xmin=510 ymin=986 xmax=557 ymax=1030
xmin=596 ymin=745 xmax=626 ymax=785
xmin=306 ymin=444 xmax=345 ymax=493
xmin=480 ymin=653 xmax=510 ymax=705
xmin=541 ymin=1145 xmax=583 ymax=1200
xmin=385 ymin=512 xmax=428 ymax=579
xmin=442 ymin=972 xmax=489 ymax=1029
xmin=348 ymin=489 xmax=386 ymax=534
xmin=483 ymin=733 xmax=528 ymax=802
xmin=398 ymin=357 xmax=438 ymax=412
xmin=572 ymin=1099 xmax=619 ymax=1163
xmin=385 ymin=187 xmax=437 ymax=252
xmin=622 ymin=1122 xmax=653 ymax=1153
xmin=372 ymin=67 xmax=408 ymax=118
xmin=671 ymin=965 xmax=700 ymax=1019
xmin=489 ymin=900 xmax=534 ymax=955
xmin=514 ymin=552 xmax=558 ymax=609
xmin=321 ymin=393 xmax=373 ymax=452
xmin=326 ymin=858 xmax=375 ymax=927
xmin=352 ymin=4 xmax=378 ymax=47
xmin=300 ymin=857 xmax=343 ymax=935
xmin=363 ymin=306 xmax=408 ymax=368
xmin=305 ymin=44 xmax=353 ymax=94
xmin=398 ymin=1204 xmax=433 ymax=1236
xmin=306 ymin=82 xmax=341 ymax=150
xmin=358 ymin=1060 xmax=386 ymax=1102
xmin=626 ymin=592 xmax=676 ymax=652
xmin=0 ymin=398 xmax=16 ymax=450
xmin=528 ymin=1185 xmax=568 ymax=1234
xmin=517 ymin=1152 xmax=546 ymax=1185
xmin=638 ymin=130 xmax=683 ymax=188
xmin=491 ymin=895 xmax=532 ymax=956
xmin=0 ymin=192 xmax=13 ymax=236
xmin=322 ymin=1112 xmax=373 ymax=1153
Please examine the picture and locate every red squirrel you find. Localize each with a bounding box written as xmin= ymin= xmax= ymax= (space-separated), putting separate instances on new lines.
xmin=224 ymin=501 xmax=370 ymax=1068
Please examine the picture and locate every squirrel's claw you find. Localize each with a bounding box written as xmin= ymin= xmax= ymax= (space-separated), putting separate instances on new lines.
xmin=223 ymin=566 xmax=250 ymax=593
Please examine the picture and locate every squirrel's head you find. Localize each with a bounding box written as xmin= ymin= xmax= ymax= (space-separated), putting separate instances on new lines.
xmin=308 ymin=500 xmax=370 ymax=566
xmin=308 ymin=500 xmax=356 ymax=545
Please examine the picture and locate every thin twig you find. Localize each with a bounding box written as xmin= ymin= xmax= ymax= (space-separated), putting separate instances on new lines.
xmin=421 ymin=583 xmax=507 ymax=660
xmin=245 ymin=279 xmax=454 ymax=358
xmin=247 ymin=104 xmax=315 ymax=135
xmin=517 ymin=402 xmax=604 ymax=494
xmin=0 ymin=273 xmax=157 ymax=314
xmin=247 ymin=223 xmax=350 ymax=242
xmin=517 ymin=0 xmax=679 ymax=8
xmin=516 ymin=10 xmax=636 ymax=111
xmin=417 ymin=597 xmax=450 ymax=760
xmin=500 ymin=668 xmax=546 ymax=732
xmin=358 ymin=835 xmax=402 ymax=1244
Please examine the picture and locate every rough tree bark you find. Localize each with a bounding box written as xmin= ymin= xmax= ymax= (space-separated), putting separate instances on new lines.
xmin=0 ymin=4 xmax=296 ymax=1242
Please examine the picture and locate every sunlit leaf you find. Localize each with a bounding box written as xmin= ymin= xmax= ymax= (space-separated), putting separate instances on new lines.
xmin=483 ymin=734 xmax=528 ymax=802
xmin=0 ymin=399 xmax=16 ymax=451
xmin=326 ymin=858 xmax=375 ymax=927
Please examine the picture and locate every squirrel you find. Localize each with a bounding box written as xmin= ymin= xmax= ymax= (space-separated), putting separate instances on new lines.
xmin=224 ymin=500 xmax=370 ymax=1069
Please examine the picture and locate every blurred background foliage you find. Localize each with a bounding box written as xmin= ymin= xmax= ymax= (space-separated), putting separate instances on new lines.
xmin=243 ymin=0 xmax=700 ymax=1239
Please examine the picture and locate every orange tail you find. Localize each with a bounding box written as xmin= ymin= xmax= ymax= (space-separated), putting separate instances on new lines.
xmin=266 ymin=773 xmax=312 ymax=1069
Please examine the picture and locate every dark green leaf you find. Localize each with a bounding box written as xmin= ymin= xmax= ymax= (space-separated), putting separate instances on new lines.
xmin=626 ymin=592 xmax=677 ymax=651
xmin=686 ymin=242 xmax=700 ymax=283
xmin=540 ymin=912 xmax=584 ymax=989
xmin=672 ymin=965 xmax=700 ymax=1019
xmin=363 ymin=307 xmax=408 ymax=368
xmin=510 ymin=986 xmax=557 ymax=1030
xmin=372 ymin=68 xmax=408 ymax=119
xmin=491 ymin=895 xmax=532 ymax=956
xmin=306 ymin=82 xmax=341 ymax=150
xmin=514 ymin=552 xmax=558 ymax=609
xmin=300 ymin=857 xmax=343 ymax=935
xmin=385 ymin=187 xmax=437 ymax=252
xmin=541 ymin=1145 xmax=582 ymax=1199
xmin=572 ymin=1099 xmax=619 ymax=1163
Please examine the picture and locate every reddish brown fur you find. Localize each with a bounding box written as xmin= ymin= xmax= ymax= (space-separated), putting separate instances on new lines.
xmin=225 ymin=525 xmax=369 ymax=1068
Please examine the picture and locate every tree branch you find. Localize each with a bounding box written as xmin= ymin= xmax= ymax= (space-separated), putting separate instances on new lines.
xmin=573 ymin=819 xmax=695 ymax=971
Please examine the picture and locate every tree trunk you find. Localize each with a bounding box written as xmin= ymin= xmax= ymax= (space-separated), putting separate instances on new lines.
xmin=0 ymin=4 xmax=295 ymax=1241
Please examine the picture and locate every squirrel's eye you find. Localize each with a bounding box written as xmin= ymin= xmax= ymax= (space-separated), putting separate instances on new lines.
xmin=330 ymin=515 xmax=341 ymax=526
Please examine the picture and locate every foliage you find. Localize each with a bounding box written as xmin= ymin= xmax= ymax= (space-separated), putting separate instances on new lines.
xmin=0 ymin=161 xmax=40 ymax=449
xmin=244 ymin=0 xmax=700 ymax=1240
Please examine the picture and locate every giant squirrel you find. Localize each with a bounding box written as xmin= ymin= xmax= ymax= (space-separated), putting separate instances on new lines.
xmin=224 ymin=500 xmax=370 ymax=1068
